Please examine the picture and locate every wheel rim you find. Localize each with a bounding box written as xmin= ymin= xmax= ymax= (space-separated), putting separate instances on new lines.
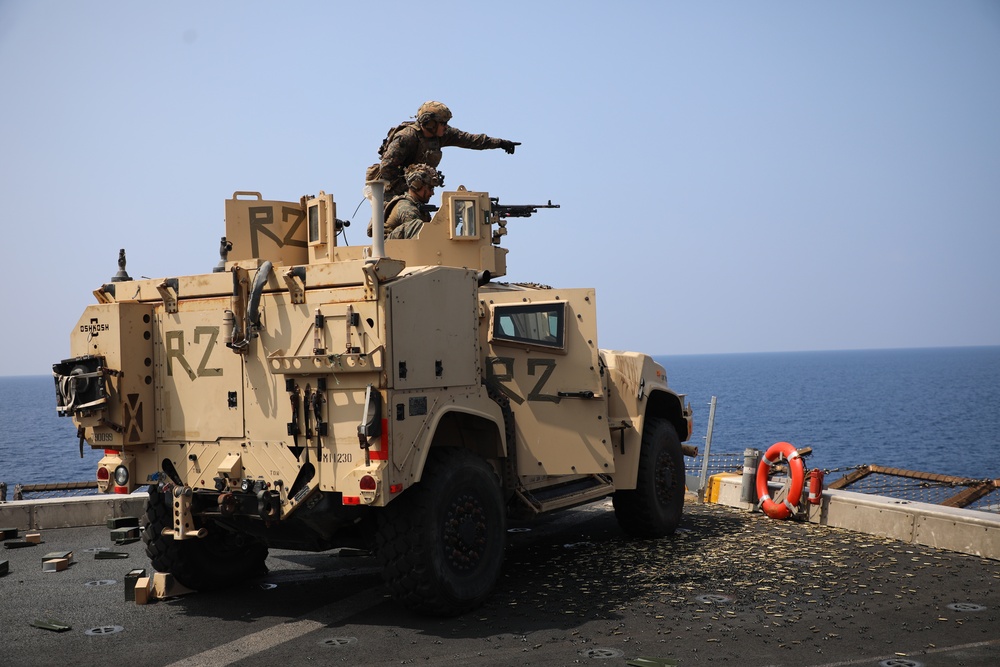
xmin=443 ymin=492 xmax=488 ymax=573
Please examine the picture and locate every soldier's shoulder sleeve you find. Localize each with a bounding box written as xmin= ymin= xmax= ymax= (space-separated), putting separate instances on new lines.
xmin=441 ymin=126 xmax=498 ymax=150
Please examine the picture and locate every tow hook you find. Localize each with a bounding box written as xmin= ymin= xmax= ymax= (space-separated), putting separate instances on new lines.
xmin=217 ymin=492 xmax=237 ymax=517
xmin=163 ymin=486 xmax=207 ymax=540
xmin=257 ymin=489 xmax=280 ymax=521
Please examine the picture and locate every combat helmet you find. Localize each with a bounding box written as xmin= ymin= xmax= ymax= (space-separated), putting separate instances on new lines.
xmin=416 ymin=101 xmax=452 ymax=128
xmin=404 ymin=163 xmax=442 ymax=190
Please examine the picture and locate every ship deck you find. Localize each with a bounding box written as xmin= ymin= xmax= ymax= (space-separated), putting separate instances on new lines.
xmin=1 ymin=497 xmax=998 ymax=666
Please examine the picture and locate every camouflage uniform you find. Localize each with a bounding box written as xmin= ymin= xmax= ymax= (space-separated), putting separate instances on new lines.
xmin=367 ymin=103 xmax=516 ymax=198
xmin=368 ymin=163 xmax=441 ymax=238
xmin=376 ymin=123 xmax=512 ymax=197
xmin=384 ymin=193 xmax=432 ymax=239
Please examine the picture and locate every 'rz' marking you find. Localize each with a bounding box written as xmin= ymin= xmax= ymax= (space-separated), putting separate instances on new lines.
xmin=248 ymin=205 xmax=308 ymax=257
xmin=486 ymin=357 xmax=561 ymax=405
xmin=165 ymin=327 xmax=222 ymax=380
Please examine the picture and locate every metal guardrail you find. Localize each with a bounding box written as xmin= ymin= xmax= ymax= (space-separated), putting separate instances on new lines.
xmin=0 ymin=480 xmax=99 ymax=501
xmin=685 ymin=452 xmax=744 ymax=482
xmin=828 ymin=465 xmax=1000 ymax=514
xmin=685 ymin=455 xmax=1000 ymax=516
xmin=0 ymin=481 xmax=151 ymax=501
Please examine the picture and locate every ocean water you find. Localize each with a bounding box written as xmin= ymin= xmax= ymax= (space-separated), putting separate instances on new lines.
xmin=659 ymin=346 xmax=1000 ymax=480
xmin=1 ymin=347 xmax=998 ymax=487
xmin=0 ymin=374 xmax=99 ymax=486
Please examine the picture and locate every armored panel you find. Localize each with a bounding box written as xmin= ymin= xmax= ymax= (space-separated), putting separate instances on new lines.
xmin=62 ymin=302 xmax=155 ymax=446
xmin=225 ymin=192 xmax=308 ymax=266
xmin=155 ymin=299 xmax=244 ymax=441
xmin=388 ymin=268 xmax=480 ymax=390
xmin=484 ymin=288 xmax=613 ymax=475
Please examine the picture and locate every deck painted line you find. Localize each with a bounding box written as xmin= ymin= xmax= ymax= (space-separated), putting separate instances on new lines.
xmin=807 ymin=637 xmax=1000 ymax=667
xmin=164 ymin=587 xmax=382 ymax=667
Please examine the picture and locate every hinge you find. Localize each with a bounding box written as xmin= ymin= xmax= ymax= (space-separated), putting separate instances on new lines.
xmin=283 ymin=267 xmax=306 ymax=305
xmin=156 ymin=278 xmax=179 ymax=314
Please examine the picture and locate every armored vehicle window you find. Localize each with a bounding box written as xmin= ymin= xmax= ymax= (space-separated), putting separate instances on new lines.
xmin=308 ymin=204 xmax=320 ymax=243
xmin=491 ymin=302 xmax=565 ymax=349
xmin=452 ymin=200 xmax=478 ymax=239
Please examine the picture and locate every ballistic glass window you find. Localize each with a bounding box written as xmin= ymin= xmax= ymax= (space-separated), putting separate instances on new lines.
xmin=452 ymin=200 xmax=477 ymax=238
xmin=492 ymin=302 xmax=565 ymax=349
xmin=308 ymin=204 xmax=320 ymax=243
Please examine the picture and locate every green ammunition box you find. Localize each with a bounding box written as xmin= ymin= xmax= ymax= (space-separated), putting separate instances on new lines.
xmin=125 ymin=568 xmax=147 ymax=601
xmin=3 ymin=540 xmax=33 ymax=549
xmin=107 ymin=516 xmax=140 ymax=530
xmin=110 ymin=527 xmax=140 ymax=543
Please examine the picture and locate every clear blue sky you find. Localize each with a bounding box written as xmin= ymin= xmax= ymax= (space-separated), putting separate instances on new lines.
xmin=1 ymin=1 xmax=998 ymax=376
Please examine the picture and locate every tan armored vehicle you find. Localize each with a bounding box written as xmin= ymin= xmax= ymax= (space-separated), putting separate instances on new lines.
xmin=54 ymin=181 xmax=694 ymax=615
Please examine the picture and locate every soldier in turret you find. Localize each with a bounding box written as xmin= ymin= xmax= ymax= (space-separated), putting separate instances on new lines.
xmin=366 ymin=101 xmax=518 ymax=198
xmin=368 ymin=163 xmax=441 ymax=239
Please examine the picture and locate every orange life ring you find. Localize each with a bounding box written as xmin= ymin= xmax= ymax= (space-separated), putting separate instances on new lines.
xmin=755 ymin=441 xmax=805 ymax=520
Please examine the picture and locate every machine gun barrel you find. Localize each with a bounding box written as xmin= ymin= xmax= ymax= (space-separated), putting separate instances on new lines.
xmin=490 ymin=198 xmax=560 ymax=218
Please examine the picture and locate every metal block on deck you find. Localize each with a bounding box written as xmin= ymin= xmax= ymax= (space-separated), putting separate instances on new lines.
xmin=107 ymin=516 xmax=139 ymax=530
xmin=110 ymin=526 xmax=140 ymax=543
xmin=42 ymin=558 xmax=70 ymax=573
xmin=125 ymin=568 xmax=147 ymax=601
xmin=3 ymin=540 xmax=33 ymax=549
xmin=41 ymin=550 xmax=73 ymax=564
xmin=133 ymin=576 xmax=152 ymax=605
xmin=31 ymin=618 xmax=71 ymax=632
xmin=152 ymin=571 xmax=195 ymax=599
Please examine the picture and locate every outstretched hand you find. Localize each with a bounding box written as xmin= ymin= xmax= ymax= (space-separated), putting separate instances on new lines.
xmin=500 ymin=140 xmax=520 ymax=154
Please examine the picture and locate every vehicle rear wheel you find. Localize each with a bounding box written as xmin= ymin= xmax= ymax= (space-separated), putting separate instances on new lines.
xmin=142 ymin=484 xmax=268 ymax=591
xmin=612 ymin=417 xmax=685 ymax=538
xmin=375 ymin=448 xmax=506 ymax=616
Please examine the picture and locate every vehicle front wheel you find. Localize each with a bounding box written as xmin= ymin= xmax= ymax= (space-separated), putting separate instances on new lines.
xmin=375 ymin=448 xmax=507 ymax=616
xmin=142 ymin=484 xmax=269 ymax=591
xmin=612 ymin=417 xmax=685 ymax=538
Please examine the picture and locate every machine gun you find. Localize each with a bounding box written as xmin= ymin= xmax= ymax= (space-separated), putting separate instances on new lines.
xmin=490 ymin=198 xmax=560 ymax=218
xmin=420 ymin=199 xmax=559 ymax=220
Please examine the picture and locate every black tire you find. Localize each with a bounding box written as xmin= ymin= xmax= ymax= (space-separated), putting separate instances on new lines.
xmin=612 ymin=417 xmax=685 ymax=538
xmin=142 ymin=484 xmax=269 ymax=591
xmin=375 ymin=448 xmax=506 ymax=616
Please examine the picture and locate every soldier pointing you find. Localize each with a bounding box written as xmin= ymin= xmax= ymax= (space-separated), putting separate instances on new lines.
xmin=366 ymin=101 xmax=519 ymax=199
